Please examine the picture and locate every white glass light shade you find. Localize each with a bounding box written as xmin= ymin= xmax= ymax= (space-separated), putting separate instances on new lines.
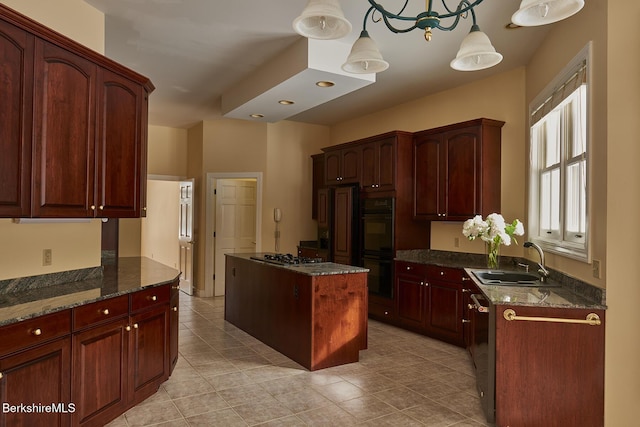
xmin=450 ymin=26 xmax=503 ymax=71
xmin=341 ymin=31 xmax=389 ymax=74
xmin=293 ymin=0 xmax=352 ymax=40
xmin=512 ymin=0 xmax=585 ymax=26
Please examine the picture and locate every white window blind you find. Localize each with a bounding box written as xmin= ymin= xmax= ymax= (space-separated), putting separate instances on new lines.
xmin=528 ymin=45 xmax=590 ymax=261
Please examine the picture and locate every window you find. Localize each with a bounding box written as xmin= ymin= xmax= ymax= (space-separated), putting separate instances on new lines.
xmin=528 ymin=45 xmax=590 ymax=261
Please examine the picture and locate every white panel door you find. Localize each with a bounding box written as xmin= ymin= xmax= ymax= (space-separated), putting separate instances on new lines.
xmin=214 ymin=179 xmax=257 ymax=296
xmin=178 ymin=179 xmax=194 ymax=295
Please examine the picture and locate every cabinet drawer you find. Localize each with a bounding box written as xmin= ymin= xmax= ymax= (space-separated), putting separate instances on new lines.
xmin=395 ymin=261 xmax=428 ymax=277
xmin=426 ymin=265 xmax=467 ymax=283
xmin=369 ymin=299 xmax=395 ymax=319
xmin=72 ymin=294 xmax=129 ymax=331
xmin=0 ymin=309 xmax=71 ymax=356
xmin=131 ymin=285 xmax=170 ymax=313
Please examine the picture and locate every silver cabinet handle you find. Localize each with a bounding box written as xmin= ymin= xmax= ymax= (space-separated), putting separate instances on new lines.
xmin=470 ymin=294 xmax=489 ymax=313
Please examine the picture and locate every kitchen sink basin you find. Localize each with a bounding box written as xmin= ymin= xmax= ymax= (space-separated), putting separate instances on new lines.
xmin=470 ymin=269 xmax=558 ymax=287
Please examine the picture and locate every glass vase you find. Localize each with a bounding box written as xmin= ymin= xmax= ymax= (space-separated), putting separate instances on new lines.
xmin=486 ymin=240 xmax=500 ymax=269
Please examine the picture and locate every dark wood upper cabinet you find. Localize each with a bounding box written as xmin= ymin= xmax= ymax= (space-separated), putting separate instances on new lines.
xmin=0 ymin=4 xmax=153 ymax=218
xmin=413 ymin=118 xmax=504 ymax=220
xmin=96 ymin=69 xmax=146 ymax=218
xmin=0 ymin=19 xmax=33 ymax=217
xmin=324 ymin=146 xmax=360 ymax=185
xmin=361 ymin=136 xmax=397 ymax=192
xmin=32 ymin=39 xmax=97 ymax=217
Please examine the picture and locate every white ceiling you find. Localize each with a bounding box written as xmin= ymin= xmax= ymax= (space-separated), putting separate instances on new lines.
xmin=83 ymin=0 xmax=552 ymax=129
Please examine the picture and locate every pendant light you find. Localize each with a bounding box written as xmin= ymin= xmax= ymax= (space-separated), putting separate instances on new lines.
xmin=512 ymin=0 xmax=585 ymax=26
xmin=450 ymin=25 xmax=503 ymax=71
xmin=342 ymin=31 xmax=389 ymax=74
xmin=293 ymin=0 xmax=352 ymax=40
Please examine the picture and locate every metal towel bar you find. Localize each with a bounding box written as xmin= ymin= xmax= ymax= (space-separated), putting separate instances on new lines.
xmin=503 ymin=308 xmax=601 ymax=326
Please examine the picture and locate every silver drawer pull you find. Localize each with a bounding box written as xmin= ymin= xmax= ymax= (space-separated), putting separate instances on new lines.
xmin=32 ymin=328 xmax=42 ymax=336
xmin=470 ymin=294 xmax=489 ymax=313
xmin=102 ymin=309 xmax=110 ymax=315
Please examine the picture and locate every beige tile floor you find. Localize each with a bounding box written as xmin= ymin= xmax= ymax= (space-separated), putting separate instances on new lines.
xmin=107 ymin=294 xmax=493 ymax=426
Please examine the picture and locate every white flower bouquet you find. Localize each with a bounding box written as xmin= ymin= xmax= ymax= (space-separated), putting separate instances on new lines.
xmin=462 ymin=213 xmax=525 ymax=268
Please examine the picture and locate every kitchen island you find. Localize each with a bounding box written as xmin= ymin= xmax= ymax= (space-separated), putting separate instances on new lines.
xmin=224 ymin=253 xmax=368 ymax=371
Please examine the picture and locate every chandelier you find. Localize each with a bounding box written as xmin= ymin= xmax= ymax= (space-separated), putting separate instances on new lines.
xmin=293 ymin=0 xmax=585 ymax=73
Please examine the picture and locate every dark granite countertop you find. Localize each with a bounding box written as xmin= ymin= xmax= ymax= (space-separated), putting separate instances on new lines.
xmin=227 ymin=253 xmax=369 ymax=276
xmin=396 ymin=249 xmax=606 ymax=310
xmin=0 ymin=257 xmax=180 ymax=326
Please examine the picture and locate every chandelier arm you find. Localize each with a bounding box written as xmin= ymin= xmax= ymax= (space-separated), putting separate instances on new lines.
xmin=367 ymin=0 xmax=419 ymax=23
xmin=380 ymin=14 xmax=420 ymax=34
xmin=436 ymin=0 xmax=485 ymax=19
xmin=435 ymin=2 xmax=478 ymax=31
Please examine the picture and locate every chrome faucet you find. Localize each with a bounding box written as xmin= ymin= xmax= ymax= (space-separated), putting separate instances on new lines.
xmin=524 ymin=241 xmax=550 ymax=282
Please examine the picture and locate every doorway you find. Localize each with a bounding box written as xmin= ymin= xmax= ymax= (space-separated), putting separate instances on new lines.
xmin=205 ymin=173 xmax=263 ymax=297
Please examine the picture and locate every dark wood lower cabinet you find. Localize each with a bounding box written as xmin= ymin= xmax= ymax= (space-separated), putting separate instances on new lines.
xmin=394 ymin=261 xmax=466 ymax=347
xmin=0 ymin=337 xmax=72 ymax=427
xmin=494 ymin=305 xmax=605 ymax=427
xmin=396 ymin=266 xmax=428 ymax=330
xmin=129 ymin=305 xmax=169 ymax=402
xmin=72 ymin=319 xmax=129 ymax=427
xmin=0 ymin=279 xmax=178 ymax=427
xmin=169 ymin=286 xmax=179 ymax=374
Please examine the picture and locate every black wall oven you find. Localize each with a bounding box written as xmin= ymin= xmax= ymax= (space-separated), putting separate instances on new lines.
xmin=361 ymin=198 xmax=394 ymax=299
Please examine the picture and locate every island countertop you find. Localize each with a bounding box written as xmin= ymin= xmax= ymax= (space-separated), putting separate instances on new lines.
xmin=226 ymin=253 xmax=369 ymax=276
xmin=0 ymin=257 xmax=181 ymax=326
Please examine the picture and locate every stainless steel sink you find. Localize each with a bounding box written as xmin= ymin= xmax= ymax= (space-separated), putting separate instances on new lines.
xmin=470 ymin=269 xmax=558 ymax=287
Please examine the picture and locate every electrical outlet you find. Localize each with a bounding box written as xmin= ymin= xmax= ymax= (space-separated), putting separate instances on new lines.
xmin=43 ymin=249 xmax=52 ymax=266
xmin=454 ymin=237 xmax=460 ymax=248
xmin=592 ymin=259 xmax=600 ymax=279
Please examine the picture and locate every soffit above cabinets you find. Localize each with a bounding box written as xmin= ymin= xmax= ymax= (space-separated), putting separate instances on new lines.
xmin=221 ymin=38 xmax=375 ymax=123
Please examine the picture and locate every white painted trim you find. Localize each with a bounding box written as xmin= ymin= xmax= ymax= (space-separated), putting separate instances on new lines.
xmin=204 ymin=172 xmax=263 ymax=297
xmin=147 ymin=174 xmax=187 ymax=181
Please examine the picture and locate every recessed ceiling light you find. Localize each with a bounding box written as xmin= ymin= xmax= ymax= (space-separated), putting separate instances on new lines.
xmin=316 ymin=81 xmax=335 ymax=87
xmin=278 ymin=100 xmax=295 ymax=105
xmin=250 ymin=113 xmax=264 ymax=118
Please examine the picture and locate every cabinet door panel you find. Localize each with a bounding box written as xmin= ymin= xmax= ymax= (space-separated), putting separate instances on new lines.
xmin=72 ymin=319 xmax=129 ymax=426
xmin=317 ymin=188 xmax=329 ymax=228
xmin=333 ymin=187 xmax=353 ymax=263
xmin=0 ymin=338 xmax=71 ymax=427
xmin=129 ymin=306 xmax=168 ymax=401
xmin=495 ymin=306 xmax=605 ymax=427
xmin=96 ymin=69 xmax=143 ymax=217
xmin=33 ymin=39 xmax=96 ymax=217
xmin=324 ymin=151 xmax=341 ymax=184
xmin=445 ymin=128 xmax=479 ymax=218
xmin=341 ymin=148 xmax=360 ymax=183
xmin=377 ymin=138 xmax=396 ymax=190
xmin=169 ymin=292 xmax=179 ymax=374
xmin=413 ymin=135 xmax=441 ymax=217
xmin=360 ymin=143 xmax=377 ymax=189
xmin=0 ymin=20 xmax=33 ymax=217
xmin=396 ymin=274 xmax=426 ymax=330
xmin=428 ymin=281 xmax=463 ymax=342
